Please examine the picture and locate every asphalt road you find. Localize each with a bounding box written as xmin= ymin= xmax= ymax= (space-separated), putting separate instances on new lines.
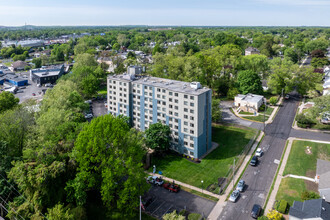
xmin=145 ymin=185 xmax=216 ymax=219
xmin=219 ymin=96 xmax=299 ymax=220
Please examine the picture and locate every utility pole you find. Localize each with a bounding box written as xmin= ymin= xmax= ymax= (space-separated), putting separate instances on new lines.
xmin=232 ymin=158 xmax=235 ymax=190
xmin=139 ymin=196 xmax=142 ymax=220
xmin=263 ymin=98 xmax=267 ymax=132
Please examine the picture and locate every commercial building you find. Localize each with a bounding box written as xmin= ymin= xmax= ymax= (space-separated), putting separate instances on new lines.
xmin=107 ymin=68 xmax=212 ymax=159
xmin=0 ymin=73 xmax=28 ymax=87
xmin=30 ymin=65 xmax=64 ymax=85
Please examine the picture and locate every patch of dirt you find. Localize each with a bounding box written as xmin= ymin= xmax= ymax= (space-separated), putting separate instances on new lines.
xmin=285 ymin=189 xmax=298 ymax=196
xmin=305 ymin=180 xmax=318 ymax=192
xmin=305 ymin=146 xmax=312 ymax=155
xmin=318 ymin=151 xmax=330 ymax=161
xmin=306 ymin=170 xmax=316 ymax=178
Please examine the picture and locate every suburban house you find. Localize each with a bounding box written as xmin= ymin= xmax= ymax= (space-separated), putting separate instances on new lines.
xmin=245 ymin=47 xmax=260 ymax=56
xmin=234 ymin=94 xmax=264 ymax=113
xmin=323 ymin=67 xmax=330 ymax=95
xmin=9 ymin=61 xmax=28 ymax=71
xmin=316 ymin=159 xmax=330 ymax=202
xmin=289 ymin=199 xmax=330 ymax=220
xmin=107 ymin=66 xmax=212 ymax=159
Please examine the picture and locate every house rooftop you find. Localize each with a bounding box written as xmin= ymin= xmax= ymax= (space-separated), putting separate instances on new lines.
xmin=236 ymin=94 xmax=264 ymax=103
xmin=289 ymin=199 xmax=330 ymax=219
xmin=108 ymin=74 xmax=211 ymax=95
xmin=245 ymin=47 xmax=260 ymax=52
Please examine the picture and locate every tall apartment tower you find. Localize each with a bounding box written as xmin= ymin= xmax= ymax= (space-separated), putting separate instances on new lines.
xmin=107 ymin=67 xmax=212 ymax=159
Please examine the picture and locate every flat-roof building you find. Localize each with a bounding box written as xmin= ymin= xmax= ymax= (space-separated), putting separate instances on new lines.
xmin=0 ymin=73 xmax=28 ymax=87
xmin=30 ymin=65 xmax=64 ymax=85
xmin=107 ymin=70 xmax=212 ymax=159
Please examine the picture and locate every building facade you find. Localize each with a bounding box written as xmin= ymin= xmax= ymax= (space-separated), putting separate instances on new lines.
xmin=30 ymin=65 xmax=64 ymax=85
xmin=107 ymin=72 xmax=212 ymax=159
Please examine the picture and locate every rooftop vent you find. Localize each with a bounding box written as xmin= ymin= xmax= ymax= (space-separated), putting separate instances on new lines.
xmin=190 ymin=82 xmax=201 ymax=89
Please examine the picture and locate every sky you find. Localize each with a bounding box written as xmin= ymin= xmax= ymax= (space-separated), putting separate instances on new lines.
xmin=0 ymin=0 xmax=329 ymax=26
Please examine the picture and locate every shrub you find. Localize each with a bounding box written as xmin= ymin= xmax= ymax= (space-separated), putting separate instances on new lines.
xmin=257 ymin=216 xmax=269 ymax=220
xmin=269 ymin=97 xmax=278 ymax=106
xmin=301 ymin=190 xmax=320 ymax=200
xmin=259 ymin=104 xmax=266 ymax=111
xmin=276 ymin=200 xmax=288 ymax=214
xmin=227 ymin=87 xmax=239 ymax=100
xmin=296 ymin=114 xmax=315 ymax=128
xmin=179 ymin=209 xmax=186 ymax=216
xmin=188 ymin=213 xmax=202 ymax=220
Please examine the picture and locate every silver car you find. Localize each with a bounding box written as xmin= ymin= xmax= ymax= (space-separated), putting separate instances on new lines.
xmin=236 ymin=180 xmax=245 ymax=192
xmin=229 ymin=190 xmax=240 ymax=202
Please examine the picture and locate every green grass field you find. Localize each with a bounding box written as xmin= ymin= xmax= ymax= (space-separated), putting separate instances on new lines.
xmin=149 ymin=125 xmax=257 ymax=189
xmin=276 ymin=140 xmax=330 ymax=205
xmin=243 ymin=115 xmax=269 ymax=122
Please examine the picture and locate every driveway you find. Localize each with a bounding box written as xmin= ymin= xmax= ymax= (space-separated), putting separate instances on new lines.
xmin=145 ymin=185 xmax=216 ymax=219
xmin=92 ymin=99 xmax=108 ymax=117
xmin=219 ymin=96 xmax=299 ymax=220
xmin=221 ymin=101 xmax=263 ymax=130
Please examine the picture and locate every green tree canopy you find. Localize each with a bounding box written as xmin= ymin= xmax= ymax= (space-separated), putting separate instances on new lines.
xmin=0 ymin=91 xmax=19 ymax=113
xmin=145 ymin=122 xmax=171 ymax=151
xmin=237 ymin=70 xmax=263 ymax=94
xmin=68 ymin=115 xmax=149 ymax=214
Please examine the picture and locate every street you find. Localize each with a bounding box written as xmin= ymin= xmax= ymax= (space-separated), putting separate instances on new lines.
xmin=219 ymin=96 xmax=299 ymax=220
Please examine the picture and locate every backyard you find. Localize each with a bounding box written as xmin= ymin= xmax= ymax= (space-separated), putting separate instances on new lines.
xmin=241 ymin=106 xmax=274 ymax=122
xmin=149 ymin=125 xmax=257 ymax=191
xmin=276 ymin=140 xmax=330 ymax=205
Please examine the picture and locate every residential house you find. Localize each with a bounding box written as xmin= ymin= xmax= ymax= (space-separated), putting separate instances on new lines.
xmin=316 ymin=159 xmax=330 ymax=202
xmin=9 ymin=61 xmax=28 ymax=71
xmin=234 ymin=94 xmax=264 ymax=113
xmin=245 ymin=47 xmax=260 ymax=56
xmin=289 ymin=199 xmax=330 ymax=220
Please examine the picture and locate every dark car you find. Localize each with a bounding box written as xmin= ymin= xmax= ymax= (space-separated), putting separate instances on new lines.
xmin=285 ymin=94 xmax=290 ymax=100
xmin=250 ymin=156 xmax=258 ymax=166
xmin=251 ymin=204 xmax=262 ymax=219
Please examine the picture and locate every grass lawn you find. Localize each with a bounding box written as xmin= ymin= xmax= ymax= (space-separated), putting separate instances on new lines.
xmin=264 ymin=107 xmax=274 ymax=115
xmin=276 ymin=140 xmax=330 ymax=205
xmin=243 ymin=115 xmax=269 ymax=122
xmin=97 ymin=85 xmax=107 ymax=95
xmin=149 ymin=125 xmax=257 ymax=190
xmin=239 ymin=111 xmax=254 ymax=115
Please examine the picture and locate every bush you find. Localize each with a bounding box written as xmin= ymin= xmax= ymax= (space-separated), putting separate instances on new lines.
xmin=179 ymin=209 xmax=186 ymax=216
xmin=188 ymin=213 xmax=202 ymax=220
xmin=296 ymin=114 xmax=315 ymax=128
xmin=276 ymin=200 xmax=288 ymax=214
xmin=301 ymin=190 xmax=320 ymax=201
xmin=257 ymin=216 xmax=269 ymax=220
xmin=259 ymin=104 xmax=266 ymax=111
xmin=269 ymin=97 xmax=278 ymax=106
xmin=227 ymin=87 xmax=239 ymax=100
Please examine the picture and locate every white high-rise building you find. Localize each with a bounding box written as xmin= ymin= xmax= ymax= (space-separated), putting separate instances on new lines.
xmin=107 ymin=69 xmax=212 ymax=159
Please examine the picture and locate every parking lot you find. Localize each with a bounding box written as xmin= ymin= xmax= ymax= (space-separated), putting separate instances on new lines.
xmin=144 ymin=185 xmax=216 ymax=219
xmin=92 ymin=99 xmax=108 ymax=117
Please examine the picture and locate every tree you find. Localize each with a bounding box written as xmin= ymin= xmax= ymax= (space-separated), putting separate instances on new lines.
xmin=311 ymin=49 xmax=325 ymax=58
xmin=292 ymin=66 xmax=322 ymax=95
xmin=112 ymin=43 xmax=120 ymax=51
xmin=240 ymin=54 xmax=270 ymax=78
xmin=284 ymin=48 xmax=298 ymax=63
xmin=32 ymin=57 xmax=42 ymax=68
xmin=268 ymin=58 xmax=294 ymax=94
xmin=46 ymin=203 xmax=74 ymax=220
xmin=74 ymin=53 xmax=98 ymax=68
xmin=145 ymin=122 xmax=171 ymax=151
xmin=212 ymin=99 xmax=222 ymax=123
xmin=266 ymin=210 xmax=283 ymax=220
xmin=269 ymin=97 xmax=278 ymax=106
xmin=310 ymin=95 xmax=330 ymax=119
xmin=68 ymin=115 xmax=149 ymax=214
xmin=163 ymin=210 xmax=185 ymax=220
xmin=237 ymin=70 xmax=263 ymax=95
xmin=305 ymin=38 xmax=329 ymax=53
xmin=311 ymin=57 xmax=330 ymax=68
xmin=0 ymin=91 xmax=19 ymax=113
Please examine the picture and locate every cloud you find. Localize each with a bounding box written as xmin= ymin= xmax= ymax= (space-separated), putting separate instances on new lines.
xmin=254 ymin=0 xmax=330 ymax=6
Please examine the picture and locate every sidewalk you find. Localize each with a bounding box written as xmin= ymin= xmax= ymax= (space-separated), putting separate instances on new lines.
xmin=265 ymin=137 xmax=330 ymax=214
xmin=207 ymin=131 xmax=264 ymax=220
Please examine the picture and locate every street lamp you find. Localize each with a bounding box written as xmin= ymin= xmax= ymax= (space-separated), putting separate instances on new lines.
xmin=201 ymin=180 xmax=204 ymax=194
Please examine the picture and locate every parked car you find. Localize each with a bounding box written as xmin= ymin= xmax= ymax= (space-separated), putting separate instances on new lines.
xmin=32 ymin=93 xmax=36 ymax=96
xmin=251 ymin=204 xmax=262 ymax=219
xmin=20 ymin=86 xmax=26 ymax=89
xmin=236 ymin=180 xmax=245 ymax=192
xmin=84 ymin=114 xmax=93 ymax=119
xmin=147 ymin=176 xmax=164 ymax=186
xmin=163 ymin=182 xmax=180 ymax=193
xmin=45 ymin=83 xmax=53 ymax=87
xmin=285 ymin=94 xmax=290 ymax=100
xmin=85 ymin=100 xmax=92 ymax=104
xmin=16 ymin=90 xmax=23 ymax=93
xmin=250 ymin=156 xmax=258 ymax=166
xmin=229 ymin=190 xmax=240 ymax=202
xmin=255 ymin=148 xmax=263 ymax=157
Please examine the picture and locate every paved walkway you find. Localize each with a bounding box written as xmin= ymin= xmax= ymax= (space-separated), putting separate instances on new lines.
xmin=283 ymin=174 xmax=315 ymax=182
xmin=207 ymin=131 xmax=264 ymax=220
xmin=265 ymin=137 xmax=330 ymax=214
